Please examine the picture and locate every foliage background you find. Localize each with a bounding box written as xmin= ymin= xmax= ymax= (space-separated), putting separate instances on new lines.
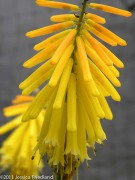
xmin=0 ymin=0 xmax=135 ymax=179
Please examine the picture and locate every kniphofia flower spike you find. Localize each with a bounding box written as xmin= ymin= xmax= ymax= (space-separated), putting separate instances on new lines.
xmin=19 ymin=0 xmax=132 ymax=179
xmin=0 ymin=95 xmax=44 ymax=177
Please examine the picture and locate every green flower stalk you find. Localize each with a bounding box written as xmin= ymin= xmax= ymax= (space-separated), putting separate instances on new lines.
xmin=19 ymin=0 xmax=132 ymax=179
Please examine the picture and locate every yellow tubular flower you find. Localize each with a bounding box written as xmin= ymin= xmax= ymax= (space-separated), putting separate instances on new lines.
xmin=24 ymin=37 xmax=64 ymax=68
xmin=50 ymin=29 xmax=77 ymax=64
xmin=82 ymin=30 xmax=113 ymax=66
xmin=85 ymin=13 xmax=106 ymax=24
xmin=50 ymin=14 xmax=78 ymax=22
xmin=19 ymin=0 xmax=132 ymax=179
xmin=86 ymin=19 xmax=127 ymax=46
xmin=49 ymin=44 xmax=74 ymax=87
xmin=76 ymin=36 xmax=92 ymax=82
xmin=67 ymin=73 xmax=77 ymax=131
xmin=34 ymin=29 xmax=71 ymax=51
xmin=53 ymin=58 xmax=73 ymax=109
xmin=0 ymin=95 xmax=44 ymax=176
xmin=84 ymin=23 xmax=118 ymax=46
xmin=85 ymin=42 xmax=121 ymax=87
xmin=36 ymin=0 xmax=80 ymax=11
xmin=26 ymin=21 xmax=75 ymax=38
xmin=96 ymin=40 xmax=124 ymax=68
xmin=88 ymin=3 xmax=132 ymax=17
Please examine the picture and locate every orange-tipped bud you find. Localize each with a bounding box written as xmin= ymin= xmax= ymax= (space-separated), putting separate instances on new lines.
xmin=50 ymin=14 xmax=77 ymax=22
xmin=85 ymin=13 xmax=106 ymax=24
xmin=26 ymin=21 xmax=75 ymax=38
xmin=88 ymin=3 xmax=132 ymax=17
xmin=36 ymin=0 xmax=80 ymax=11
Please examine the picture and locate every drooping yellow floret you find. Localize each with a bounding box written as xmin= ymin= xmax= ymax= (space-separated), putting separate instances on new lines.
xmin=34 ymin=29 xmax=71 ymax=51
xmin=0 ymin=95 xmax=44 ymax=176
xmin=24 ymin=37 xmax=64 ymax=68
xmin=88 ymin=60 xmax=121 ymax=101
xmin=96 ymin=40 xmax=124 ymax=68
xmin=20 ymin=59 xmax=53 ymax=90
xmin=51 ymin=29 xmax=77 ymax=64
xmin=22 ymin=85 xmax=54 ymax=121
xmin=85 ymin=43 xmax=121 ymax=87
xmin=86 ymin=19 xmax=127 ymax=46
xmin=84 ymin=23 xmax=118 ymax=46
xmin=67 ymin=73 xmax=77 ymax=131
xmin=82 ymin=29 xmax=113 ymax=66
xmin=76 ymin=36 xmax=92 ymax=82
xmin=49 ymin=44 xmax=74 ymax=87
xmin=53 ymin=58 xmax=73 ymax=109
xmin=0 ymin=116 xmax=22 ymax=135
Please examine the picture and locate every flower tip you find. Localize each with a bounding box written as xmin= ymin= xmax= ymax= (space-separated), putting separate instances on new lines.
xmin=103 ymin=19 xmax=106 ymax=24
xmin=126 ymin=11 xmax=132 ymax=17
xmin=21 ymin=114 xmax=30 ymax=122
xmin=118 ymin=62 xmax=124 ymax=68
xmin=119 ymin=39 xmax=127 ymax=46
xmin=107 ymin=114 xmax=113 ymax=120
xmin=116 ymin=81 xmax=121 ymax=87
xmin=48 ymin=81 xmax=56 ymax=87
xmin=22 ymin=90 xmax=27 ymax=96
xmin=33 ymin=45 xmax=39 ymax=51
xmin=3 ymin=111 xmax=8 ymax=117
xmin=23 ymin=62 xmax=31 ymax=68
xmin=25 ymin=32 xmax=32 ymax=38
xmin=113 ymin=95 xmax=121 ymax=102
xmin=18 ymin=83 xmax=24 ymax=90
xmin=122 ymin=41 xmax=127 ymax=46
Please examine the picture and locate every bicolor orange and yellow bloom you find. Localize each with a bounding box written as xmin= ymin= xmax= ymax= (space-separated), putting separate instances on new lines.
xmin=19 ymin=0 xmax=132 ymax=179
xmin=0 ymin=95 xmax=44 ymax=177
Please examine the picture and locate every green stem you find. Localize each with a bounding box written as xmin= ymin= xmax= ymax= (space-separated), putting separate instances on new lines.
xmin=77 ymin=0 xmax=88 ymax=34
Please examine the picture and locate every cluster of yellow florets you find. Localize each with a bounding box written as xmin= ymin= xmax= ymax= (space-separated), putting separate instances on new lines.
xmin=0 ymin=1 xmax=132 ymax=179
xmin=0 ymin=96 xmax=44 ymax=177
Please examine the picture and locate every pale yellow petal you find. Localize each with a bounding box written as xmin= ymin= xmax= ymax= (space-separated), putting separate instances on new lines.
xmin=76 ymin=36 xmax=92 ymax=81
xmin=85 ymin=43 xmax=121 ymax=87
xmin=49 ymin=44 xmax=74 ymax=87
xmin=67 ymin=73 xmax=77 ymax=131
xmin=22 ymin=85 xmax=55 ymax=121
xmin=82 ymin=29 xmax=113 ymax=66
xmin=19 ymin=59 xmax=53 ymax=89
xmin=0 ymin=116 xmax=22 ymax=135
xmin=53 ymin=58 xmax=73 ymax=109
xmin=24 ymin=38 xmax=64 ymax=68
xmin=89 ymin=59 xmax=121 ymax=101
xmin=98 ymin=93 xmax=113 ymax=120
xmin=51 ymin=29 xmax=77 ymax=64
